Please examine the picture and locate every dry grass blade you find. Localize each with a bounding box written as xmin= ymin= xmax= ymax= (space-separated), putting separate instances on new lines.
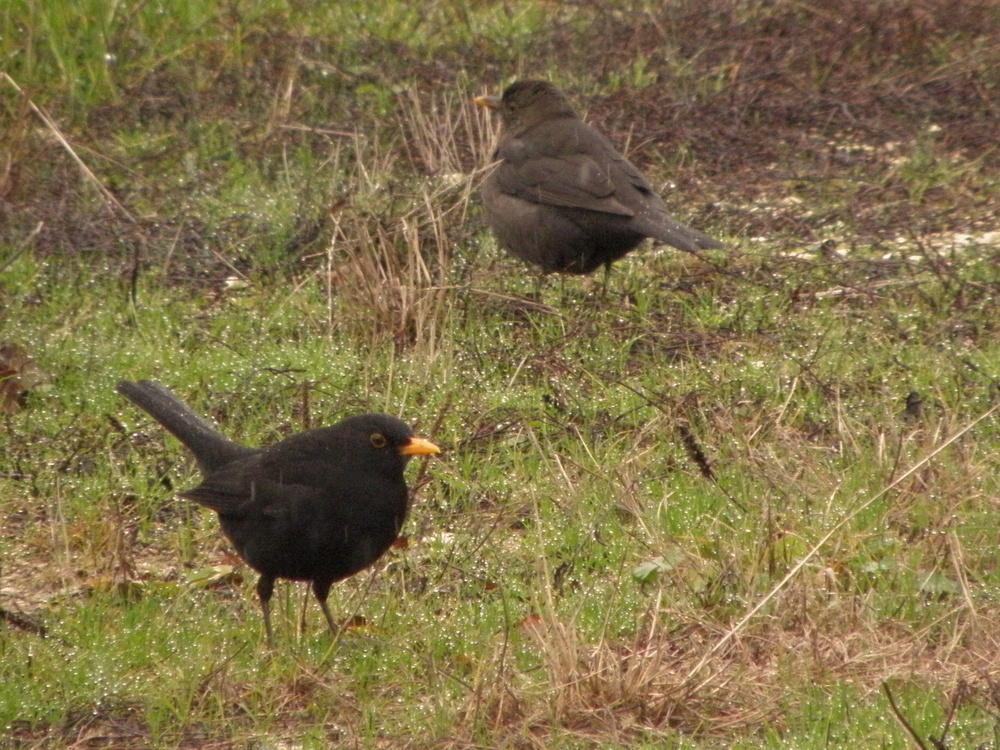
xmin=4 ymin=2 xmax=1000 ymax=746
xmin=325 ymin=91 xmax=502 ymax=353
xmin=2 ymin=73 xmax=135 ymax=223
xmin=397 ymin=86 xmax=499 ymax=178
xmin=683 ymin=402 xmax=1000 ymax=691
xmin=0 ymin=222 xmax=42 ymax=273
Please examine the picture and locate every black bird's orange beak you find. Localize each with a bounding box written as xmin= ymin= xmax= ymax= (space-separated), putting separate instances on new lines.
xmin=400 ymin=437 xmax=441 ymax=456
xmin=474 ymin=95 xmax=501 ymax=110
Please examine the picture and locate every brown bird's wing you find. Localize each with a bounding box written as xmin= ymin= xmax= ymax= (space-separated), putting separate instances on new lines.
xmin=493 ymin=119 xmax=637 ymax=216
xmin=612 ymin=156 xmax=727 ymax=253
xmin=494 ymin=117 xmax=724 ymax=253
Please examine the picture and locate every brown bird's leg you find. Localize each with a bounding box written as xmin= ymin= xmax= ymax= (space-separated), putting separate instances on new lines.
xmin=256 ymin=574 xmax=276 ymax=648
xmin=601 ymin=262 xmax=613 ymax=297
xmin=312 ymin=578 xmax=339 ymax=637
xmin=531 ymin=269 xmax=548 ymax=300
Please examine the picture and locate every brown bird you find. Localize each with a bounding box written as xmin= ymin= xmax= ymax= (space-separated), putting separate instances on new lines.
xmin=476 ymin=79 xmax=723 ymax=275
xmin=116 ymin=380 xmax=441 ymax=647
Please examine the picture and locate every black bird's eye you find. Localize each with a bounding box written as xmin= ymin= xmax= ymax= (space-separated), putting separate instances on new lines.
xmin=370 ymin=433 xmax=387 ymax=449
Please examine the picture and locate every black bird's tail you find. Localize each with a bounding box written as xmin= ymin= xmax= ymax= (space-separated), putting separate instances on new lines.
xmin=116 ymin=380 xmax=251 ymax=473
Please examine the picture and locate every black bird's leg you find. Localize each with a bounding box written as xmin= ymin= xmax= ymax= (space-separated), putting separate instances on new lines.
xmin=312 ymin=578 xmax=338 ymax=636
xmin=256 ymin=574 xmax=276 ymax=648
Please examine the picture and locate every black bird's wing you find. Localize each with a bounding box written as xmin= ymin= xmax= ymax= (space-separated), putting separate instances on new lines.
xmin=176 ymin=446 xmax=305 ymax=515
xmin=180 ymin=446 xmax=408 ymax=582
xmin=177 ymin=426 xmax=407 ymax=518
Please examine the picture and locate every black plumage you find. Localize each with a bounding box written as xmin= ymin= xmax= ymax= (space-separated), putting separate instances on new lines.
xmin=116 ymin=380 xmax=440 ymax=647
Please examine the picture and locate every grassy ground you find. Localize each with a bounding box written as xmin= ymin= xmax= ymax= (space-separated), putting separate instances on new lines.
xmin=3 ymin=0 xmax=1000 ymax=747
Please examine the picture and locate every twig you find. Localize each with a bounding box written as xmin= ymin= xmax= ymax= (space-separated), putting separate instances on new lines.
xmin=883 ymin=682 xmax=929 ymax=750
xmin=0 ymin=605 xmax=47 ymax=637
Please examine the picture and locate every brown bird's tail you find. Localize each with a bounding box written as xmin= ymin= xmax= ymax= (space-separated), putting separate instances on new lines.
xmin=640 ymin=214 xmax=725 ymax=255
xmin=116 ymin=380 xmax=251 ymax=473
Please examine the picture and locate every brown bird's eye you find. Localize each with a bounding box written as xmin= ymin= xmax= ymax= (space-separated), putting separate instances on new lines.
xmin=370 ymin=433 xmax=387 ymax=449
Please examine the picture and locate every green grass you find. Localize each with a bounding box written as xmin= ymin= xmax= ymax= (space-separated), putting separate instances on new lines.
xmin=3 ymin=0 xmax=1000 ymax=747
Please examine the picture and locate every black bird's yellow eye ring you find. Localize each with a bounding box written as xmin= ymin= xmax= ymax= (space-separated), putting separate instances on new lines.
xmin=370 ymin=433 xmax=387 ymax=449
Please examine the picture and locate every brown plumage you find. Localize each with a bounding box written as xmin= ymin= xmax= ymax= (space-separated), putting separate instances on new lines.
xmin=476 ymin=80 xmax=723 ymax=275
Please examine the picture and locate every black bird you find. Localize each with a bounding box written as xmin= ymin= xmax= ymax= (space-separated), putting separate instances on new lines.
xmin=116 ymin=380 xmax=440 ymax=647
xmin=476 ymin=79 xmax=723 ymax=275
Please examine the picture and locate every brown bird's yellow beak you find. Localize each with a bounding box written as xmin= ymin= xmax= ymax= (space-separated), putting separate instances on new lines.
xmin=474 ymin=95 xmax=501 ymax=110
xmin=400 ymin=436 xmax=441 ymax=456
